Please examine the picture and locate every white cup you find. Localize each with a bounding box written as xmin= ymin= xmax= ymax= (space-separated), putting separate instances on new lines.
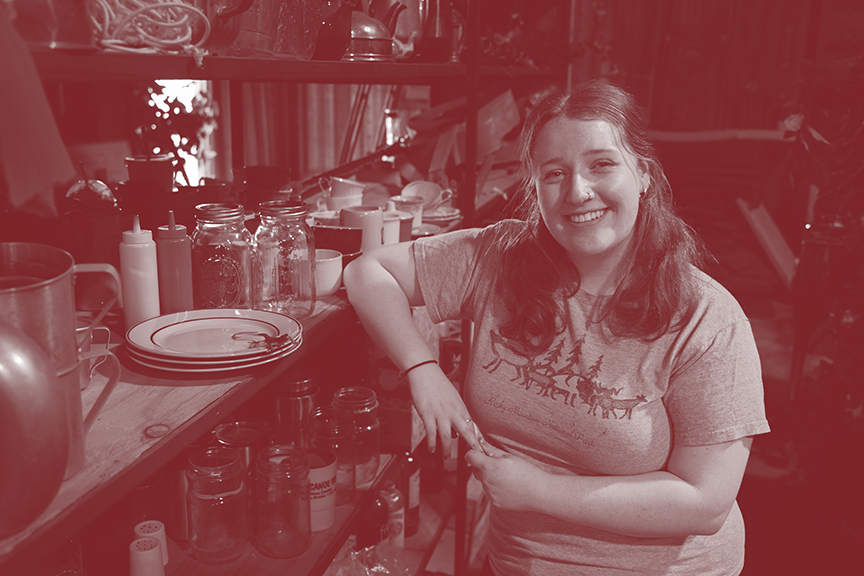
xmin=320 ymin=176 xmax=366 ymax=197
xmin=401 ymin=180 xmax=453 ymax=212
xmin=326 ymin=194 xmax=363 ymax=212
xmin=340 ymin=205 xmax=383 ymax=253
xmin=390 ymin=195 xmax=424 ymax=230
xmin=314 ymin=249 xmax=343 ymax=297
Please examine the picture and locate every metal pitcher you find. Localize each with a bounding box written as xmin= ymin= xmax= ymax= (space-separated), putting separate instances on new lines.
xmin=0 ymin=242 xmax=122 ymax=479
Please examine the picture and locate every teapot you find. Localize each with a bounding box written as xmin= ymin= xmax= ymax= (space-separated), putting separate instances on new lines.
xmin=313 ymin=0 xmax=406 ymax=61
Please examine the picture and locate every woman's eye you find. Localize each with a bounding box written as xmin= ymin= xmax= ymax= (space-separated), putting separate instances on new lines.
xmin=592 ymin=160 xmax=615 ymax=170
xmin=541 ymin=169 xmax=565 ymax=181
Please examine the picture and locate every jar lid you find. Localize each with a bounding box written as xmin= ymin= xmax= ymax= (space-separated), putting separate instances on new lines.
xmin=258 ymin=200 xmax=308 ymax=219
xmin=194 ymin=203 xmax=245 ymax=222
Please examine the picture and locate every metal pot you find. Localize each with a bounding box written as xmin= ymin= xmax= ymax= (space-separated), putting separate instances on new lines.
xmin=0 ymin=242 xmax=121 ymax=480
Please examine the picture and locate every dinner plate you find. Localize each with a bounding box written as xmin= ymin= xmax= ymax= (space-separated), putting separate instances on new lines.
xmin=126 ymin=309 xmax=302 ymax=360
xmin=126 ymin=336 xmax=303 ymax=367
xmin=423 ymin=206 xmax=462 ymax=223
xmin=411 ymin=223 xmax=442 ymax=238
xmin=127 ymin=342 xmax=302 ymax=373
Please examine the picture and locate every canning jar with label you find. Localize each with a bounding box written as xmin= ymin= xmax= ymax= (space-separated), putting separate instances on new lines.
xmin=191 ymin=203 xmax=255 ymax=309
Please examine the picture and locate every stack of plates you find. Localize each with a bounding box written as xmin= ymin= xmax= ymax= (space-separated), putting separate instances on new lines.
xmin=125 ymin=309 xmax=303 ymax=373
xmin=423 ymin=206 xmax=462 ymax=226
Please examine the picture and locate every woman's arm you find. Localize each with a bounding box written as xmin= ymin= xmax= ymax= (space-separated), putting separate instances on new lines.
xmin=343 ymin=243 xmax=481 ymax=455
xmin=465 ymin=436 xmax=753 ymax=538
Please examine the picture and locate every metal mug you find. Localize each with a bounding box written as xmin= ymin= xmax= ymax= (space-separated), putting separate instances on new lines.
xmin=0 ymin=242 xmax=122 ymax=479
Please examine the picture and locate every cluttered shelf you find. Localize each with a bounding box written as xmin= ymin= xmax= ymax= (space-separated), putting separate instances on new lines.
xmin=29 ymin=48 xmax=559 ymax=85
xmin=0 ymin=294 xmax=356 ymax=575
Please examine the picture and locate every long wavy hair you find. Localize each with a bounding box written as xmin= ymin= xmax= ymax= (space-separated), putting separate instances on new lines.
xmin=494 ymin=80 xmax=710 ymax=353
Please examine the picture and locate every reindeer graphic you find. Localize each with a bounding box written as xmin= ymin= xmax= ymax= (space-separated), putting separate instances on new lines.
xmin=482 ymin=330 xmax=648 ymax=420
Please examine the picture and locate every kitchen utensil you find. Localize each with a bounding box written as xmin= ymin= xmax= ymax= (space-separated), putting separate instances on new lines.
xmin=0 ymin=242 xmax=122 ymax=479
xmin=0 ymin=319 xmax=69 ymax=538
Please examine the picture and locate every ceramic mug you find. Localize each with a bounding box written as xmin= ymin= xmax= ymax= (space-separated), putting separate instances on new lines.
xmin=390 ymin=195 xmax=424 ymax=229
xmin=320 ymin=176 xmax=366 ymax=198
xmin=401 ymin=180 xmax=453 ymax=211
xmin=340 ymin=205 xmax=383 ymax=253
xmin=314 ymin=249 xmax=343 ymax=297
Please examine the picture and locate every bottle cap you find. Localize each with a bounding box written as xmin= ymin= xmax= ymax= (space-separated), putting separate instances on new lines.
xmin=122 ymin=215 xmax=153 ymax=244
xmin=157 ymin=210 xmax=187 ymax=239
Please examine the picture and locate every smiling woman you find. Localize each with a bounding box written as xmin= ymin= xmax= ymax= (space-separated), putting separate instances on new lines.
xmin=343 ymin=80 xmax=770 ymax=576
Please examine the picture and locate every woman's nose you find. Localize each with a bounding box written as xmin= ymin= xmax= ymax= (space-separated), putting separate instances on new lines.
xmin=567 ymin=174 xmax=594 ymax=203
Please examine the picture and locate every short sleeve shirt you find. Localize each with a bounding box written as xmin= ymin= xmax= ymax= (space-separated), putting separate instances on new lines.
xmin=414 ymin=220 xmax=771 ymax=576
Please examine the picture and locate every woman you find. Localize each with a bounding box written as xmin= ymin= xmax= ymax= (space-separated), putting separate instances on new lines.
xmin=344 ymin=80 xmax=770 ymax=575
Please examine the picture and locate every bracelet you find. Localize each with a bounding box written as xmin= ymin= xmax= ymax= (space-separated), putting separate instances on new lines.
xmin=400 ymin=359 xmax=437 ymax=379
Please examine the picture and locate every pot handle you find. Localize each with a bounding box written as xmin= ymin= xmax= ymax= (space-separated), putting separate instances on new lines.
xmin=73 ymin=263 xmax=122 ymax=348
xmin=214 ymin=0 xmax=256 ymax=25
xmin=80 ymin=349 xmax=121 ymax=435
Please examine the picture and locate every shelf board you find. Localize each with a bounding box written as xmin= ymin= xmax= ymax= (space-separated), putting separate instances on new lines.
xmin=0 ymin=296 xmax=356 ymax=575
xmin=29 ymin=48 xmax=559 ymax=84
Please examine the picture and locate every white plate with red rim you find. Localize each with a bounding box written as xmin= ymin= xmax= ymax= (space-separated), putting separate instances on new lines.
xmin=126 ymin=309 xmax=302 ymax=360
xmin=126 ymin=340 xmax=303 ymax=373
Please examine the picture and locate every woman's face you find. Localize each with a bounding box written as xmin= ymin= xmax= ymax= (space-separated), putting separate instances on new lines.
xmin=532 ymin=117 xmax=647 ymax=272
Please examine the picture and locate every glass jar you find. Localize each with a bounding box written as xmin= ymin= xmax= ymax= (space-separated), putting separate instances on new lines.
xmin=255 ymin=444 xmax=311 ymax=558
xmin=215 ymin=421 xmax=269 ymax=536
xmin=275 ymin=372 xmax=320 ymax=449
xmin=332 ymin=386 xmax=380 ymax=488
xmin=309 ymin=406 xmax=356 ymax=506
xmin=253 ymin=200 xmax=316 ymax=319
xmin=191 ymin=203 xmax=255 ymax=309
xmin=185 ymin=446 xmax=248 ymax=564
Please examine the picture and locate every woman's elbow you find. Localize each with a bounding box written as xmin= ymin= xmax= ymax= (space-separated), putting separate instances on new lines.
xmin=691 ymin=502 xmax=735 ymax=536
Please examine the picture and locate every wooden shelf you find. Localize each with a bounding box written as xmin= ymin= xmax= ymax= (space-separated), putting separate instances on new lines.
xmin=29 ymin=48 xmax=558 ymax=85
xmin=0 ymin=295 xmax=357 ymax=575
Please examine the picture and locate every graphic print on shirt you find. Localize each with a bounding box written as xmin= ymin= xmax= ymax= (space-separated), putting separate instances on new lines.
xmin=483 ymin=330 xmax=647 ymax=419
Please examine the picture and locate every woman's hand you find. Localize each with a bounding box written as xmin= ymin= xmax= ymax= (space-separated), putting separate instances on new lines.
xmin=465 ymin=439 xmax=550 ymax=513
xmin=408 ymin=362 xmax=483 ymax=457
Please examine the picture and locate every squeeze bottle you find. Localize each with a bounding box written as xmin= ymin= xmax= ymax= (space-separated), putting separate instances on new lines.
xmin=156 ymin=210 xmax=194 ymax=314
xmin=120 ymin=214 xmax=160 ymax=329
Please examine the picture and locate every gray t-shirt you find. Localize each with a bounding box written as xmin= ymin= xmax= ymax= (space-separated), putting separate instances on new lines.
xmin=414 ymin=220 xmax=771 ymax=576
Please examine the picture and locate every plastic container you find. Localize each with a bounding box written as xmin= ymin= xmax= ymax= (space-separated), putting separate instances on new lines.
xmin=191 ymin=203 xmax=255 ymax=309
xmin=185 ymin=446 xmax=248 ymax=564
xmin=253 ymin=200 xmax=316 ymax=319
xmin=332 ymin=386 xmax=380 ymax=487
xmin=254 ymin=444 xmax=311 ymax=558
xmin=155 ymin=210 xmax=194 ymax=314
xmin=119 ymin=214 xmax=160 ymax=329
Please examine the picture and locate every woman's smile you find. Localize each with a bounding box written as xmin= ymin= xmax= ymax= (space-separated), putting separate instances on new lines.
xmin=566 ymin=208 xmax=608 ymax=224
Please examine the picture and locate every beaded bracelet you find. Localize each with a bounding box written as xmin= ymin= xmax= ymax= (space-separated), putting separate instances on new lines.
xmin=400 ymin=359 xmax=438 ymax=379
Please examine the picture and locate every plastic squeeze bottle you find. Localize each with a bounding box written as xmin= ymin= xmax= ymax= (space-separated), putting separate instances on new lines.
xmin=156 ymin=210 xmax=194 ymax=314
xmin=120 ymin=214 xmax=160 ymax=329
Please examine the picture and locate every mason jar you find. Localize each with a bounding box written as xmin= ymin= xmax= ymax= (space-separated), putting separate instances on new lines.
xmin=255 ymin=444 xmax=311 ymax=558
xmin=332 ymin=386 xmax=380 ymax=488
xmin=309 ymin=405 xmax=356 ymax=506
xmin=191 ymin=203 xmax=255 ymax=309
xmin=185 ymin=446 xmax=248 ymax=563
xmin=253 ymin=200 xmax=315 ymax=319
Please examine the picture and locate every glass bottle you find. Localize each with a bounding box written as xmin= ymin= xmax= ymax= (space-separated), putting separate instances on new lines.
xmin=399 ymin=450 xmax=420 ymax=537
xmin=332 ymin=386 xmax=380 ymax=488
xmin=185 ymin=446 xmax=248 ymax=564
xmin=253 ymin=200 xmax=316 ymax=319
xmin=379 ymin=479 xmax=405 ymax=548
xmin=254 ymin=444 xmax=311 ymax=558
xmin=191 ymin=203 xmax=255 ymax=309
xmin=309 ymin=405 xmax=356 ymax=506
